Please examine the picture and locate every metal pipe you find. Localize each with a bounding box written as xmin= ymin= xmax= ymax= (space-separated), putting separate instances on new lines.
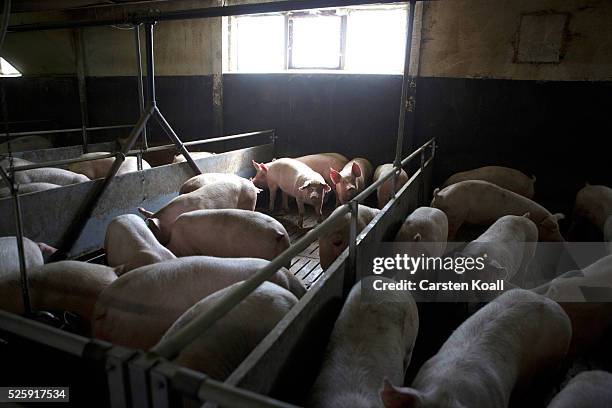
xmin=8 ymin=0 xmax=414 ymax=32
xmin=49 ymin=107 xmax=154 ymax=260
xmin=6 ymin=124 xmax=134 ymax=138
xmin=154 ymin=108 xmax=201 ymax=175
xmin=0 ymin=0 xmax=11 ymax=50
xmin=134 ymin=23 xmax=148 ymax=171
xmin=151 ymin=205 xmax=350 ymax=358
xmin=347 ymin=200 xmax=358 ymax=291
xmin=74 ymin=28 xmax=90 ymax=154
xmin=0 ymin=311 xmax=96 ymax=356
xmin=8 ymin=152 xmax=116 ymax=172
xmin=393 ymin=0 xmax=416 ymax=168
xmin=144 ymin=22 xmax=156 ymax=107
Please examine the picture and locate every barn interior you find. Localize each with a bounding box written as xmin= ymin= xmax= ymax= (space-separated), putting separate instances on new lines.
xmin=0 ymin=0 xmax=611 ymax=407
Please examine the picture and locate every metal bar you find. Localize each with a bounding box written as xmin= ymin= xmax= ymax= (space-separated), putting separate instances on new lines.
xmin=346 ymin=200 xmax=358 ymax=292
xmin=125 ymin=129 xmax=275 ymax=155
xmin=151 ymin=205 xmax=350 ymax=358
xmin=0 ymin=311 xmax=94 ymax=356
xmin=144 ymin=22 xmax=156 ymax=107
xmin=49 ymin=107 xmax=154 ymax=260
xmin=6 ymin=124 xmax=134 ymax=138
xmin=8 ymin=152 xmax=116 ymax=172
xmin=134 ymin=23 xmax=148 ymax=172
xmin=393 ymin=0 xmax=416 ymax=168
xmin=8 ymin=0 xmax=414 ymax=32
xmin=154 ymin=108 xmax=201 ymax=175
xmin=74 ymin=28 xmax=90 ymax=154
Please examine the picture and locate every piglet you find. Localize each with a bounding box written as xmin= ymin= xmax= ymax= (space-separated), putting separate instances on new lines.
xmin=395 ymin=207 xmax=448 ymax=258
xmin=252 ymin=158 xmax=331 ymax=228
xmin=442 ymin=166 xmax=536 ymax=199
xmin=460 ymin=214 xmax=538 ymax=286
xmin=547 ymin=371 xmax=612 ymax=408
xmin=318 ymin=204 xmax=380 ymax=269
xmin=0 ymin=182 xmax=61 ymax=198
xmin=12 ymin=167 xmax=89 ymax=186
xmin=330 ymin=158 xmax=373 ymax=204
xmin=166 ymin=209 xmax=289 ymax=261
xmin=381 ymin=289 xmax=571 ymax=408
xmin=173 ymin=151 xmax=214 ymax=164
xmin=139 ymin=178 xmax=260 ymax=244
xmin=68 ymin=152 xmax=150 ymax=179
xmin=308 ymin=276 xmax=418 ymax=408
xmin=570 ymin=184 xmax=612 ymax=244
xmin=158 ymin=281 xmax=297 ymax=380
xmin=296 ymin=153 xmax=349 ymax=196
xmin=179 ymin=172 xmax=255 ymax=195
xmin=432 ymin=180 xmax=564 ymax=241
xmin=105 ymin=214 xmax=176 ymax=275
xmin=93 ymin=257 xmax=304 ymax=350
xmin=373 ymin=164 xmax=409 ymax=209
xmin=0 ymin=236 xmax=44 ymax=276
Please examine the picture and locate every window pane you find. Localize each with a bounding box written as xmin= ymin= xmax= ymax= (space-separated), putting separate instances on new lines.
xmin=291 ymin=16 xmax=342 ymax=69
xmin=0 ymin=57 xmax=21 ymax=77
xmin=234 ymin=15 xmax=285 ymax=72
xmin=346 ymin=8 xmax=407 ymax=73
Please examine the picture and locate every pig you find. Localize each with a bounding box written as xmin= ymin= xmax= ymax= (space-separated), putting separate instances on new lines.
xmin=431 ymin=180 xmax=565 ymax=241
xmin=68 ymin=152 xmax=151 ymax=179
xmin=252 ymin=158 xmax=331 ymax=228
xmin=0 ymin=236 xmax=44 ymax=276
xmin=571 ymin=184 xmax=612 ymax=242
xmin=93 ymin=257 xmax=304 ymax=350
xmin=179 ymin=172 xmax=257 ymax=195
xmin=295 ymin=152 xmax=349 ymax=192
xmin=307 ymin=276 xmax=419 ymax=408
xmin=395 ymin=207 xmax=448 ymax=258
xmin=319 ymin=205 xmax=380 ymax=269
xmin=381 ymin=289 xmax=571 ymax=408
xmin=460 ymin=214 xmax=538 ymax=286
xmin=0 ymin=156 xmax=34 ymax=168
xmin=158 ymin=281 xmax=297 ymax=380
xmin=0 ymin=182 xmax=60 ymax=198
xmin=104 ymin=214 xmax=176 ymax=275
xmin=373 ymin=164 xmax=409 ymax=209
xmin=166 ymin=209 xmax=289 ymax=260
xmin=173 ymin=151 xmax=215 ymax=163
xmin=547 ymin=371 xmax=612 ymax=408
xmin=442 ymin=166 xmax=536 ymax=199
xmin=532 ymin=254 xmax=612 ymax=355
xmin=330 ymin=158 xmax=374 ymax=205
xmin=9 ymin=167 xmax=89 ymax=186
xmin=0 ymin=260 xmax=117 ymax=333
xmin=139 ymin=179 xmax=260 ymax=244
xmin=0 ymin=136 xmax=52 ymax=153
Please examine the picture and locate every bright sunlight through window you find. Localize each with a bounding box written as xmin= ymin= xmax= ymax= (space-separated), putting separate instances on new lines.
xmin=0 ymin=57 xmax=21 ymax=77
xmin=225 ymin=5 xmax=407 ymax=74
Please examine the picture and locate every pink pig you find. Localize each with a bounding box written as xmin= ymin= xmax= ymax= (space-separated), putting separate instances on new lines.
xmin=329 ymin=158 xmax=374 ymax=204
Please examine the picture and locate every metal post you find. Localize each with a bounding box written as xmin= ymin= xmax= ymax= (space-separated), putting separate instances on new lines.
xmin=144 ymin=22 xmax=156 ymax=108
xmin=0 ymin=169 xmax=31 ymax=316
xmin=393 ymin=0 xmax=417 ymax=168
xmin=419 ymin=148 xmax=425 ymax=204
xmin=346 ymin=200 xmax=358 ymax=293
xmin=270 ymin=129 xmax=277 ymax=158
xmin=154 ymin=108 xmax=201 ymax=175
xmin=134 ymin=24 xmax=148 ymax=171
xmin=74 ymin=28 xmax=89 ymax=153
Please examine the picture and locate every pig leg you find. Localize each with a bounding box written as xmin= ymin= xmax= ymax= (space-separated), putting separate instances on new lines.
xmin=281 ymin=192 xmax=289 ymax=214
xmin=316 ymin=201 xmax=324 ymax=223
xmin=269 ymin=185 xmax=277 ymax=213
xmin=297 ymin=200 xmax=305 ymax=229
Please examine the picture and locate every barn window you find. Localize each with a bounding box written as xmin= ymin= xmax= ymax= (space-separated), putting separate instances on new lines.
xmin=225 ymin=4 xmax=407 ymax=73
xmin=0 ymin=57 xmax=21 ymax=77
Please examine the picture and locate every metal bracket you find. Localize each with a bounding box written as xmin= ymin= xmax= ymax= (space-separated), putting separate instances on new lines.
xmin=106 ymin=347 xmax=140 ymax=408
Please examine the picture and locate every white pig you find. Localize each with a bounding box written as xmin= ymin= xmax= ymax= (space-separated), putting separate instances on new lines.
xmin=68 ymin=152 xmax=151 ymax=179
xmin=252 ymin=158 xmax=331 ymax=228
xmin=395 ymin=207 xmax=448 ymax=258
xmin=532 ymin=254 xmax=612 ymax=355
xmin=0 ymin=261 xmax=117 ymax=332
xmin=373 ymin=164 xmax=409 ymax=209
xmin=179 ymin=172 xmax=257 ymax=195
xmin=104 ymin=214 xmax=176 ymax=275
xmin=460 ymin=214 xmax=538 ymax=285
xmin=158 ymin=281 xmax=297 ymax=380
xmin=93 ymin=257 xmax=304 ymax=349
xmin=0 ymin=182 xmax=60 ymax=198
xmin=11 ymin=167 xmax=89 ymax=186
xmin=432 ymin=180 xmax=564 ymax=241
xmin=381 ymin=289 xmax=571 ymax=408
xmin=330 ymin=158 xmax=374 ymax=205
xmin=319 ymin=205 xmax=380 ymax=269
xmin=166 ymin=209 xmax=290 ymax=260
xmin=308 ymin=276 xmax=419 ymax=408
xmin=572 ymin=184 xmax=612 ymax=241
xmin=547 ymin=371 xmax=612 ymax=408
xmin=139 ymin=179 xmax=260 ymax=244
xmin=173 ymin=151 xmax=215 ymax=163
xmin=0 ymin=236 xmax=44 ymax=277
xmin=442 ymin=166 xmax=536 ymax=199
xmin=0 ymin=136 xmax=52 ymax=153
xmin=295 ymin=153 xmax=349 ymax=195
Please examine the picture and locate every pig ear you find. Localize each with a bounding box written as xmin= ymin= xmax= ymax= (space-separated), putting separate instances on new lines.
xmin=323 ymin=184 xmax=332 ymax=192
xmin=540 ymin=214 xmax=563 ymax=231
xmin=380 ymin=379 xmax=423 ymax=408
xmin=260 ymin=163 xmax=268 ymax=172
xmin=433 ymin=188 xmax=440 ymax=197
xmin=330 ymin=168 xmax=342 ymax=185
xmin=138 ymin=207 xmax=154 ymax=218
xmin=251 ymin=160 xmax=260 ymax=171
xmin=522 ymin=212 xmax=531 ymax=218
xmin=553 ymin=213 xmax=565 ymax=221
xmin=298 ymin=181 xmax=310 ymax=191
xmin=413 ymin=233 xmax=421 ymax=242
xmin=352 ymin=162 xmax=362 ymax=177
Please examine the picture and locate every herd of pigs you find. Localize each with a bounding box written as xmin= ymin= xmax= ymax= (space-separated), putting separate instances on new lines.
xmin=1 ymin=145 xmax=612 ymax=407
